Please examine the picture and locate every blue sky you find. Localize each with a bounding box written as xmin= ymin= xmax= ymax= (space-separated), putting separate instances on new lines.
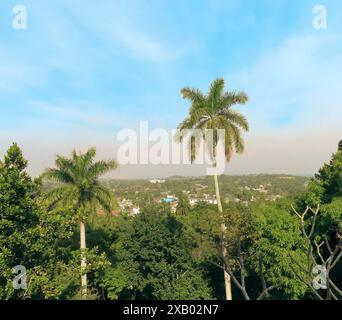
xmin=0 ymin=0 xmax=341 ymax=177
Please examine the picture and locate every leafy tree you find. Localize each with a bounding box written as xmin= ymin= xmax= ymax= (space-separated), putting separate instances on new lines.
xmin=290 ymin=205 xmax=341 ymax=300
xmin=179 ymin=203 xmax=220 ymax=261
xmin=249 ymin=202 xmax=308 ymax=299
xmin=100 ymin=210 xmax=213 ymax=300
xmin=319 ymin=198 xmax=342 ymax=235
xmin=0 ymin=143 xmax=40 ymax=298
xmin=179 ymin=204 xmax=225 ymax=298
xmin=175 ymin=78 xmax=249 ymax=299
xmin=304 ymin=140 xmax=342 ymax=205
xmin=177 ymin=201 xmax=308 ymax=300
xmin=297 ymin=140 xmax=342 ymax=244
xmin=291 ymin=141 xmax=342 ymax=300
xmin=42 ymin=148 xmax=117 ymax=297
xmin=0 ymin=144 xmax=90 ymax=299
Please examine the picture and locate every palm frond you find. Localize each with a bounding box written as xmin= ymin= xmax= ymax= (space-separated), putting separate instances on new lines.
xmin=42 ymin=168 xmax=74 ymax=184
xmin=185 ymin=130 xmax=203 ymax=163
xmin=214 ymin=117 xmax=235 ymax=161
xmin=180 ymin=88 xmax=206 ymax=104
xmin=219 ymin=90 xmax=248 ymax=107
xmin=81 ymin=148 xmax=97 ymax=172
xmin=93 ymin=185 xmax=114 ymax=213
xmin=219 ymin=109 xmax=249 ymax=131
xmin=55 ymin=155 xmax=75 ymax=173
xmin=227 ymin=123 xmax=245 ymax=154
xmin=42 ymin=185 xmax=78 ymax=208
xmin=208 ymin=78 xmax=225 ymax=109
xmin=89 ymin=160 xmax=117 ymax=178
xmin=177 ymin=117 xmax=195 ymax=131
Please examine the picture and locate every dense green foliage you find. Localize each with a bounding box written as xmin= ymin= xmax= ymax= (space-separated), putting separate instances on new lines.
xmin=99 ymin=210 xmax=213 ymax=299
xmin=303 ymin=141 xmax=342 ymax=205
xmin=297 ymin=142 xmax=342 ymax=238
xmin=0 ymin=144 xmax=78 ymax=299
xmin=295 ymin=142 xmax=342 ymax=292
xmin=0 ymin=142 xmax=341 ymax=300
xmin=246 ymin=202 xmax=308 ymax=298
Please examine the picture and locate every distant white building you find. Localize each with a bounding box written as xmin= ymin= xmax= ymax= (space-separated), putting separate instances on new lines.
xmin=119 ymin=198 xmax=133 ymax=210
xmin=132 ymin=207 xmax=140 ymax=215
xmin=207 ymin=199 xmax=218 ymax=205
xmin=189 ymin=198 xmax=198 ymax=207
xmin=253 ymin=185 xmax=268 ymax=194
xmin=149 ymin=178 xmax=166 ymax=184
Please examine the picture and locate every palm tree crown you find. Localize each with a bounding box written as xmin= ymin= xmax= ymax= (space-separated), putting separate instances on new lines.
xmin=43 ymin=148 xmax=117 ymax=218
xmin=176 ymin=78 xmax=249 ymax=162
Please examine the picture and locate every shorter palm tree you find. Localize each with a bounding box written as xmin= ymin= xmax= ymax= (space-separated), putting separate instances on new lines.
xmin=176 ymin=193 xmax=191 ymax=215
xmin=42 ymin=148 xmax=117 ymax=298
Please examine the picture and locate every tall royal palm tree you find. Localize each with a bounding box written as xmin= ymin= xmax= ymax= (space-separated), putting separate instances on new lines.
xmin=175 ymin=78 xmax=249 ymax=300
xmin=42 ymin=148 xmax=117 ymax=298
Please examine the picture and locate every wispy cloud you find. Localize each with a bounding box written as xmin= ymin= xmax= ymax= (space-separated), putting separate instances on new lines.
xmin=29 ymin=100 xmax=134 ymax=128
xmin=0 ymin=46 xmax=46 ymax=93
xmin=229 ymin=32 xmax=342 ymax=129
xmin=60 ymin=0 xmax=188 ymax=63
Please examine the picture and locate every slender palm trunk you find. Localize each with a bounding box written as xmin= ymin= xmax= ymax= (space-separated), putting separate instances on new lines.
xmin=80 ymin=221 xmax=87 ymax=298
xmin=213 ymin=169 xmax=232 ymax=300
